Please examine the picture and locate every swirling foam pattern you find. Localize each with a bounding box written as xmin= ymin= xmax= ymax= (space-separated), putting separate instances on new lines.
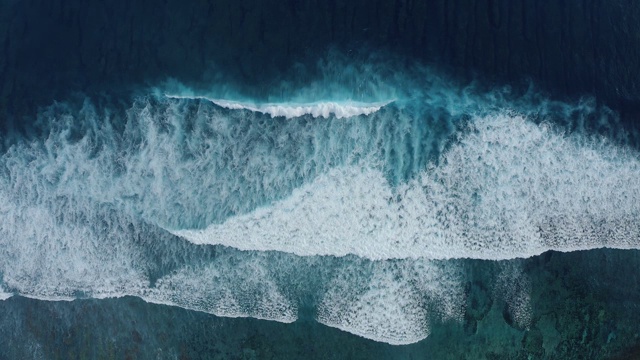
xmin=0 ymin=64 xmax=636 ymax=344
xmin=174 ymin=114 xmax=640 ymax=260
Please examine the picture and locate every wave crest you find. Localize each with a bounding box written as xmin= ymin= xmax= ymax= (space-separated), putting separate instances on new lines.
xmin=166 ymin=95 xmax=394 ymax=119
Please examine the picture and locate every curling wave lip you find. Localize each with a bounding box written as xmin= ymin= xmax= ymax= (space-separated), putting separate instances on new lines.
xmin=165 ymin=94 xmax=395 ymax=119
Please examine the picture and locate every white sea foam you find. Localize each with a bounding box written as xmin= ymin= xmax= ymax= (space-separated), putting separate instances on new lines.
xmin=0 ymin=185 xmax=150 ymax=301
xmin=318 ymin=266 xmax=431 ymax=345
xmin=0 ymin=68 xmax=636 ymax=346
xmin=0 ymin=286 xmax=11 ymax=300
xmin=0 ymin=140 xmax=298 ymax=322
xmin=0 ymin=174 xmax=298 ymax=321
xmin=171 ymin=114 xmax=640 ymax=260
xmin=165 ymin=95 xmax=393 ymax=119
xmin=317 ymin=259 xmax=463 ymax=344
xmin=142 ymin=254 xmax=298 ymax=323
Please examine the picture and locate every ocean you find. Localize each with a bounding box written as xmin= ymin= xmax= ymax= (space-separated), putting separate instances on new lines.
xmin=2 ymin=0 xmax=640 ymax=359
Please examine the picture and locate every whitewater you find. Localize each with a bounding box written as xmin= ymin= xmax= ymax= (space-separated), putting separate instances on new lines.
xmin=165 ymin=95 xmax=395 ymax=119
xmin=0 ymin=64 xmax=638 ymax=345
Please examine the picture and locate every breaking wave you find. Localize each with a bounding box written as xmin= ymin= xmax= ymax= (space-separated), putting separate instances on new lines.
xmin=173 ymin=114 xmax=640 ymax=260
xmin=0 ymin=61 xmax=637 ymax=344
xmin=165 ymin=95 xmax=394 ymax=119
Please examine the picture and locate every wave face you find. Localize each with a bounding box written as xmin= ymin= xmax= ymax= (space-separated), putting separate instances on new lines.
xmin=0 ymin=61 xmax=638 ymax=345
xmin=166 ymin=96 xmax=394 ymax=119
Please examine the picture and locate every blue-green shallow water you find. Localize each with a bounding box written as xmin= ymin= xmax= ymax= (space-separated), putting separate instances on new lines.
xmin=2 ymin=61 xmax=640 ymax=358
xmin=5 ymin=1 xmax=640 ymax=358
xmin=2 ymin=249 xmax=640 ymax=359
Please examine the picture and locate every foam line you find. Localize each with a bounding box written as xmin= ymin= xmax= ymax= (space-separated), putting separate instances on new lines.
xmin=318 ymin=268 xmax=431 ymax=345
xmin=165 ymin=95 xmax=394 ymax=119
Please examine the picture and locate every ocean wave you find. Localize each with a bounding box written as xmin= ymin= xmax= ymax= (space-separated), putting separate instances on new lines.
xmin=171 ymin=114 xmax=640 ymax=260
xmin=0 ymin=287 xmax=11 ymax=301
xmin=165 ymin=95 xmax=394 ymax=119
xmin=0 ymin=64 xmax=634 ymax=345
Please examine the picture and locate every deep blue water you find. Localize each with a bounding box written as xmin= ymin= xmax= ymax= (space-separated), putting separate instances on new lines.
xmin=3 ymin=1 xmax=640 ymax=359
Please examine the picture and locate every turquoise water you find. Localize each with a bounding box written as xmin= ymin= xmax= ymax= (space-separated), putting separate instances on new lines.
xmin=3 ymin=1 xmax=640 ymax=359
xmin=2 ymin=59 xmax=640 ymax=358
xmin=2 ymin=250 xmax=640 ymax=359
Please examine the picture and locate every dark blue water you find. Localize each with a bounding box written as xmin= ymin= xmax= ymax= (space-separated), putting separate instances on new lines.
xmin=3 ymin=1 xmax=640 ymax=359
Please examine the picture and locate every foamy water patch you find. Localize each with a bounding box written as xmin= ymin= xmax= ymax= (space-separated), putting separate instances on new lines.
xmin=172 ymin=114 xmax=640 ymax=260
xmin=143 ymin=254 xmax=298 ymax=323
xmin=166 ymin=95 xmax=393 ymax=119
xmin=0 ymin=175 xmax=150 ymax=300
xmin=317 ymin=259 xmax=463 ymax=344
xmin=495 ymin=263 xmax=532 ymax=330
xmin=0 ymin=284 xmax=11 ymax=300
xmin=318 ymin=267 xmax=430 ymax=344
xmin=0 ymin=139 xmax=297 ymax=322
xmin=0 ymin=71 xmax=633 ymax=346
